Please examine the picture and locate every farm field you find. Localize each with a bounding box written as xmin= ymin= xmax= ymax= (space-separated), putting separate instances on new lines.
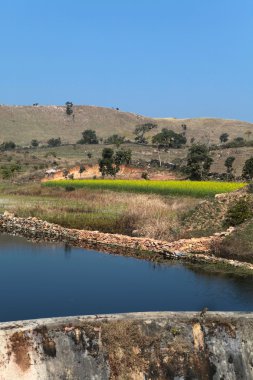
xmin=44 ymin=179 xmax=246 ymax=198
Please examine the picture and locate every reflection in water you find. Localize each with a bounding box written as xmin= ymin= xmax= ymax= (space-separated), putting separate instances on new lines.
xmin=64 ymin=244 xmax=72 ymax=259
xmin=0 ymin=233 xmax=253 ymax=322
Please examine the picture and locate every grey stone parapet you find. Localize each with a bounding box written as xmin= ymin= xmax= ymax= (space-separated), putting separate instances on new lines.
xmin=0 ymin=312 xmax=253 ymax=379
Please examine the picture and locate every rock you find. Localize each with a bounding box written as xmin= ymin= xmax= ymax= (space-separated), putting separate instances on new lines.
xmin=3 ymin=211 xmax=15 ymax=218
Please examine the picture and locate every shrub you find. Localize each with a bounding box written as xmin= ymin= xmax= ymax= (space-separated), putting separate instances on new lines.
xmin=224 ymin=199 xmax=253 ymax=227
xmin=31 ymin=139 xmax=39 ymax=147
xmin=219 ymin=133 xmax=229 ymax=143
xmin=105 ymin=134 xmax=125 ymax=146
xmin=65 ymin=185 xmax=75 ymax=192
xmin=141 ymin=172 xmax=149 ymax=180
xmin=242 ymin=157 xmax=253 ymax=180
xmin=78 ymin=130 xmax=98 ymax=144
xmin=47 ymin=138 xmax=61 ymax=147
xmin=212 ymin=220 xmax=253 ymax=264
xmin=0 ymin=163 xmax=21 ymax=179
xmin=247 ymin=182 xmax=253 ymax=193
xmin=0 ymin=141 xmax=16 ymax=151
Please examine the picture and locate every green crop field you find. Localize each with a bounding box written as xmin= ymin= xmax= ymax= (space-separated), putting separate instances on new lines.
xmin=43 ymin=179 xmax=246 ymax=198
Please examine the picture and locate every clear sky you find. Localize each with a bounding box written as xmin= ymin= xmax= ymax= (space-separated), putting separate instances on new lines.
xmin=0 ymin=0 xmax=252 ymax=121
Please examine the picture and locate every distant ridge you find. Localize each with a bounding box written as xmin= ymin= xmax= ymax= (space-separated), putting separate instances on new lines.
xmin=0 ymin=105 xmax=252 ymax=145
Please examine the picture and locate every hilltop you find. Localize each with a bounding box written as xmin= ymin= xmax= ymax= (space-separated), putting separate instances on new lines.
xmin=0 ymin=105 xmax=252 ymax=145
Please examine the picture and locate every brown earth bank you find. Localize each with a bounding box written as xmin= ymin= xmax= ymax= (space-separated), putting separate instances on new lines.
xmin=1 ymin=212 xmax=253 ymax=272
xmin=0 ymin=312 xmax=253 ymax=379
xmin=42 ymin=164 xmax=179 ymax=181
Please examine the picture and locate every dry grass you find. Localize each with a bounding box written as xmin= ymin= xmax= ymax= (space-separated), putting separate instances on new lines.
xmin=119 ymin=194 xmax=198 ymax=240
xmin=0 ymin=105 xmax=252 ymax=145
xmin=0 ymin=185 xmax=199 ymax=240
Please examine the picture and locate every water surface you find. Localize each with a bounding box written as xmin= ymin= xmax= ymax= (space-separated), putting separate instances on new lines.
xmin=0 ymin=234 xmax=252 ymax=322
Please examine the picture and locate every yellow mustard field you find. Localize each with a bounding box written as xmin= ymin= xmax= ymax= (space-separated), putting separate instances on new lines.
xmin=43 ymin=179 xmax=246 ymax=197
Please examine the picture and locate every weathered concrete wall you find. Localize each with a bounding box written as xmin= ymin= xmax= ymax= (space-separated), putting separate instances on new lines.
xmin=0 ymin=312 xmax=253 ymax=380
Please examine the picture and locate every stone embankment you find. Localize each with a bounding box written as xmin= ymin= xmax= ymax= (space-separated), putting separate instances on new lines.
xmin=0 ymin=312 xmax=253 ymax=379
xmin=0 ymin=212 xmax=253 ymax=271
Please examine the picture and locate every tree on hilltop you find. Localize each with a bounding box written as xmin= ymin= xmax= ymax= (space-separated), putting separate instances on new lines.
xmin=65 ymin=101 xmax=73 ymax=116
xmin=219 ymin=133 xmax=229 ymax=144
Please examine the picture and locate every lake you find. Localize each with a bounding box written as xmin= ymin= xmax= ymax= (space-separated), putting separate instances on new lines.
xmin=0 ymin=233 xmax=253 ymax=322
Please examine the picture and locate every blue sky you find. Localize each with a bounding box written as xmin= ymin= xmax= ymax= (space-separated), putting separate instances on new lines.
xmin=0 ymin=0 xmax=252 ymax=120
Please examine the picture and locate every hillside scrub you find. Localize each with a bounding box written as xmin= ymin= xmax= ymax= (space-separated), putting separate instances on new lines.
xmin=223 ymin=199 xmax=253 ymax=227
xmin=0 ymin=106 xmax=253 ymax=146
xmin=179 ymin=184 xmax=253 ymax=234
xmin=43 ymin=179 xmax=246 ymax=198
xmin=212 ymin=220 xmax=253 ymax=264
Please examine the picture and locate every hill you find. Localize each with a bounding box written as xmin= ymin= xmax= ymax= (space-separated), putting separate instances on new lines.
xmin=0 ymin=105 xmax=252 ymax=145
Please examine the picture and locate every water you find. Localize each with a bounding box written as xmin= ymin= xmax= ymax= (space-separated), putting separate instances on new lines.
xmin=0 ymin=233 xmax=252 ymax=322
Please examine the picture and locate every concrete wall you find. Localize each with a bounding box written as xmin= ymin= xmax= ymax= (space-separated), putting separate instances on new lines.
xmin=0 ymin=312 xmax=252 ymax=380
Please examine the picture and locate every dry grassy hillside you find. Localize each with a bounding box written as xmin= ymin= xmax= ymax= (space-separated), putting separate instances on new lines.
xmin=0 ymin=105 xmax=252 ymax=145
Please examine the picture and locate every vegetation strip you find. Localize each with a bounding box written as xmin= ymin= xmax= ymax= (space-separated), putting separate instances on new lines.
xmin=0 ymin=213 xmax=253 ymax=272
xmin=43 ymin=179 xmax=246 ymax=198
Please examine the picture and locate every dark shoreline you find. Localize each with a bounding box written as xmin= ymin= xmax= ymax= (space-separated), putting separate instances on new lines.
xmin=1 ymin=213 xmax=253 ymax=274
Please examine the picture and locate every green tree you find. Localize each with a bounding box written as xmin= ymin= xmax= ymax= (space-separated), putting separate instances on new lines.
xmin=242 ymin=157 xmax=253 ymax=180
xmin=99 ymin=148 xmax=119 ymax=177
xmin=105 ymin=134 xmax=125 ymax=147
xmin=79 ymin=164 xmax=85 ymax=177
xmin=1 ymin=163 xmax=21 ymax=179
xmin=47 ymin=138 xmax=61 ymax=147
xmin=114 ymin=149 xmax=132 ymax=166
xmin=78 ymin=130 xmax=98 ymax=144
xmin=152 ymin=129 xmax=186 ymax=149
xmin=0 ymin=141 xmax=16 ymax=151
xmin=245 ymin=130 xmax=252 ymax=141
xmin=65 ymin=101 xmax=73 ymax=116
xmin=134 ymin=123 xmax=157 ymax=144
xmin=31 ymin=139 xmax=39 ymax=147
xmin=224 ymin=156 xmax=235 ymax=179
xmin=186 ymin=144 xmax=213 ymax=180
xmin=219 ymin=133 xmax=229 ymax=143
xmin=152 ymin=129 xmax=186 ymax=166
xmin=224 ymin=199 xmax=253 ymax=227
xmin=181 ymin=124 xmax=187 ymax=136
xmin=62 ymin=169 xmax=69 ymax=179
